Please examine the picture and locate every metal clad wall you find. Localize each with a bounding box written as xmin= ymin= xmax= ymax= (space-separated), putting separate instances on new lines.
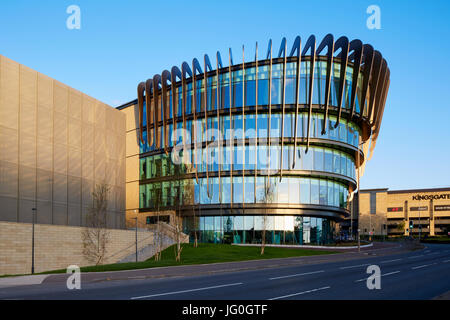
xmin=0 ymin=54 xmax=126 ymax=229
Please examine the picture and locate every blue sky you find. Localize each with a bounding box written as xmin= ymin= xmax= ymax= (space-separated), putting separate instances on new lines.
xmin=1 ymin=0 xmax=449 ymax=191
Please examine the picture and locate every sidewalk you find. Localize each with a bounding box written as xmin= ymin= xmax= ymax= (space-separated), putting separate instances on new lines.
xmin=1 ymin=241 xmax=414 ymax=289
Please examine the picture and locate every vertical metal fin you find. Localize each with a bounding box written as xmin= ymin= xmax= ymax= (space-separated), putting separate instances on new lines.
xmin=137 ymin=82 xmax=145 ymax=144
xmin=359 ymin=44 xmax=374 ymax=117
xmin=145 ymin=79 xmax=154 ymax=147
xmin=254 ymin=41 xmax=258 ymax=202
xmin=161 ymin=70 xmax=171 ymax=155
xmin=279 ymin=37 xmax=287 ymax=181
xmin=192 ymin=58 xmax=203 ymax=184
xmin=368 ymin=51 xmax=383 ymax=124
xmin=152 ymin=75 xmax=162 ymax=150
xmin=228 ymin=48 xmax=234 ymax=206
xmin=181 ymin=62 xmax=192 ymax=168
xmin=301 ymin=35 xmax=317 ymax=153
xmin=216 ymin=51 xmax=223 ymax=205
xmin=204 ymin=54 xmax=213 ymax=198
xmin=333 ymin=36 xmax=349 ymax=127
xmin=290 ymin=36 xmax=302 ymax=169
xmin=348 ymin=39 xmax=363 ymax=120
xmin=316 ymin=34 xmax=334 ymax=136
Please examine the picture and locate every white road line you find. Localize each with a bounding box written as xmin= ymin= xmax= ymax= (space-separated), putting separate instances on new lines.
xmin=408 ymin=255 xmax=424 ymax=259
xmin=268 ymin=286 xmax=331 ymax=300
xmin=339 ymin=263 xmax=371 ymax=270
xmin=355 ymin=271 xmax=400 ymax=283
xmin=130 ymin=282 xmax=243 ymax=300
xmin=269 ymin=270 xmax=324 ymax=280
xmin=443 ymin=259 xmax=450 ymax=263
xmin=380 ymin=258 xmax=402 ymax=264
xmin=412 ymin=263 xmax=437 ymax=270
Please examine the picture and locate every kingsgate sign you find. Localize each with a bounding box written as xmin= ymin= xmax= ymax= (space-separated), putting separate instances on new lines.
xmin=412 ymin=194 xmax=450 ymax=201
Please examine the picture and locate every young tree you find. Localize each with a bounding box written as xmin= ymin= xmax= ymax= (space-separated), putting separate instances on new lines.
xmin=82 ymin=183 xmax=110 ymax=265
xmin=261 ymin=179 xmax=276 ymax=255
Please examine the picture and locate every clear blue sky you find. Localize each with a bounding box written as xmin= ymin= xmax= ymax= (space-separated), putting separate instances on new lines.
xmin=1 ymin=0 xmax=449 ymax=191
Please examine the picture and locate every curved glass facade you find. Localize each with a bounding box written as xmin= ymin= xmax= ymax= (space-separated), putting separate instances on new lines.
xmin=182 ymin=215 xmax=335 ymax=245
xmin=134 ymin=35 xmax=391 ymax=245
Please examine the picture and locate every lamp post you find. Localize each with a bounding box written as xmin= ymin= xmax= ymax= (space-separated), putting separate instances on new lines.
xmin=31 ymin=207 xmax=36 ymax=274
xmin=133 ymin=215 xmax=138 ymax=262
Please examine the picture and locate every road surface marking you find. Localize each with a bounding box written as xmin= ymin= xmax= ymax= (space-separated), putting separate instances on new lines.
xmin=443 ymin=259 xmax=450 ymax=263
xmin=269 ymin=270 xmax=324 ymax=280
xmin=130 ymin=282 xmax=243 ymax=299
xmin=355 ymin=271 xmax=400 ymax=282
xmin=412 ymin=263 xmax=437 ymax=270
xmin=268 ymin=286 xmax=331 ymax=300
xmin=340 ymin=263 xmax=371 ymax=270
xmin=408 ymin=255 xmax=424 ymax=259
xmin=380 ymin=258 xmax=402 ymax=264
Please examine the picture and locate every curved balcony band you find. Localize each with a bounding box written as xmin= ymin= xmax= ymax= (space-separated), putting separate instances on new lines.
xmin=137 ymin=34 xmax=389 ymax=158
xmin=134 ymin=34 xmax=390 ymax=240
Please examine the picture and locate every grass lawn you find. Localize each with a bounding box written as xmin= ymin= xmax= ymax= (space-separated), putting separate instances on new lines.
xmin=39 ymin=243 xmax=338 ymax=274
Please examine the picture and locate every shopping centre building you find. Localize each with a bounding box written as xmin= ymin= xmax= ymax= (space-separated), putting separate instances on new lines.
xmin=119 ymin=34 xmax=391 ymax=245
xmin=0 ymin=34 xmax=392 ymax=244
xmin=357 ymin=187 xmax=450 ymax=237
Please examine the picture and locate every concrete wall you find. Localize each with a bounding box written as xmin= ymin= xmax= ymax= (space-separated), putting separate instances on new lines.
xmin=0 ymin=221 xmax=157 ymax=275
xmin=0 ymin=54 xmax=126 ymax=228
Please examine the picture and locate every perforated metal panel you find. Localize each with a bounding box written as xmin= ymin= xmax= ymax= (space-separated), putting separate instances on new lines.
xmin=18 ymin=199 xmax=35 ymax=223
xmin=37 ymin=138 xmax=53 ymax=171
xmin=68 ymin=146 xmax=81 ymax=177
xmin=82 ymin=97 xmax=94 ymax=124
xmin=82 ymin=151 xmax=94 ymax=180
xmin=69 ymin=90 xmax=82 ymax=120
xmin=54 ymin=111 xmax=67 ymax=145
xmin=0 ymin=160 xmax=18 ymax=198
xmin=37 ymin=168 xmax=52 ymax=201
xmin=19 ymin=135 xmax=36 ymax=168
xmin=0 ymin=56 xmax=19 ymax=130
xmin=37 ymin=74 xmax=53 ymax=109
xmin=52 ymin=203 xmax=67 ymax=225
xmin=37 ymin=106 xmax=53 ymax=142
xmin=53 ymin=82 xmax=68 ymax=114
xmin=82 ymin=124 xmax=94 ymax=152
xmin=68 ymin=175 xmax=81 ymax=204
xmin=53 ymin=143 xmax=67 ymax=174
xmin=0 ymin=126 xmax=18 ymax=163
xmin=68 ymin=205 xmax=81 ymax=226
xmin=36 ymin=200 xmax=52 ymax=224
xmin=0 ymin=196 xmax=18 ymax=221
xmin=53 ymin=172 xmax=67 ymax=203
xmin=18 ymin=164 xmax=36 ymax=200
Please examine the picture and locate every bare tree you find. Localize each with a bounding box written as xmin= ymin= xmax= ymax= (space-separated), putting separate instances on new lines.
xmin=173 ymin=162 xmax=185 ymax=262
xmin=82 ymin=183 xmax=110 ymax=265
xmin=261 ymin=179 xmax=276 ymax=255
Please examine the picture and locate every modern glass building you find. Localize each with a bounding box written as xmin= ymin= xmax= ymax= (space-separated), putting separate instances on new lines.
xmin=119 ymin=34 xmax=390 ymax=245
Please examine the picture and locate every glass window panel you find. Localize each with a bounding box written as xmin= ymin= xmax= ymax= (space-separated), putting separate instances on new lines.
xmin=313 ymin=147 xmax=324 ymax=171
xmin=289 ymin=178 xmax=300 ymax=204
xmin=300 ymin=178 xmax=310 ymax=204
xmin=319 ymin=180 xmax=328 ymax=205
xmin=233 ymin=176 xmax=243 ymax=204
xmin=311 ymin=178 xmax=319 ymax=204
xmin=244 ymin=176 xmax=255 ymax=204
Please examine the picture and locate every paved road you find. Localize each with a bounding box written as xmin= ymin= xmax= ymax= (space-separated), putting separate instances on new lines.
xmin=1 ymin=243 xmax=449 ymax=300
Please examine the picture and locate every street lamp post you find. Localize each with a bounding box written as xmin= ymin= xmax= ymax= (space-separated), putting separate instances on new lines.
xmin=133 ymin=217 xmax=138 ymax=262
xmin=31 ymin=207 xmax=36 ymax=274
